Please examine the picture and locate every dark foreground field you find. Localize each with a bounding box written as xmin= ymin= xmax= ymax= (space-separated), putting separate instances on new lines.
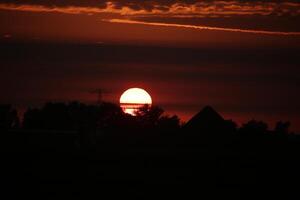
xmin=1 ymin=128 xmax=300 ymax=199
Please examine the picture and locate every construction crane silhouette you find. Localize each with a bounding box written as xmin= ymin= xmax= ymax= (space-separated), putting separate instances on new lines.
xmin=90 ymin=89 xmax=110 ymax=105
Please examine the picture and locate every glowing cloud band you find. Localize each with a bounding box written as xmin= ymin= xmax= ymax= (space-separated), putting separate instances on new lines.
xmin=104 ymin=18 xmax=300 ymax=36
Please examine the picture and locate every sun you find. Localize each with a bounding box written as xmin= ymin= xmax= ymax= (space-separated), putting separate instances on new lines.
xmin=120 ymin=88 xmax=152 ymax=115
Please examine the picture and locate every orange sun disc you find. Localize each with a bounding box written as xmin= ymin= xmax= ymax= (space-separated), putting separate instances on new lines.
xmin=120 ymin=88 xmax=152 ymax=115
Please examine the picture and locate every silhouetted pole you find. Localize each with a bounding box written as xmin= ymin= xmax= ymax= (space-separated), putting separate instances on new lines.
xmin=90 ymin=88 xmax=112 ymax=105
xmin=96 ymin=89 xmax=102 ymax=105
xmin=90 ymin=89 xmax=103 ymax=105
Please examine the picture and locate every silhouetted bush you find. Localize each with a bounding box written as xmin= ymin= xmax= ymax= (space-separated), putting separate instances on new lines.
xmin=134 ymin=105 xmax=180 ymax=131
xmin=274 ymin=121 xmax=291 ymax=135
xmin=224 ymin=119 xmax=238 ymax=133
xmin=0 ymin=104 xmax=19 ymax=130
xmin=157 ymin=115 xmax=181 ymax=132
xmin=239 ymin=120 xmax=268 ymax=135
xmin=23 ymin=101 xmax=123 ymax=131
xmin=23 ymin=108 xmax=43 ymax=129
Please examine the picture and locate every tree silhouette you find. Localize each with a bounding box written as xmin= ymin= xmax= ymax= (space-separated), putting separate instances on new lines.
xmin=23 ymin=108 xmax=43 ymax=129
xmin=0 ymin=104 xmax=19 ymax=130
xmin=157 ymin=115 xmax=180 ymax=132
xmin=239 ymin=119 xmax=268 ymax=135
xmin=275 ymin=121 xmax=290 ymax=135
xmin=135 ymin=105 xmax=180 ymax=131
xmin=136 ymin=105 xmax=163 ymax=127
xmin=224 ymin=119 xmax=238 ymax=132
xmin=23 ymin=101 xmax=123 ymax=131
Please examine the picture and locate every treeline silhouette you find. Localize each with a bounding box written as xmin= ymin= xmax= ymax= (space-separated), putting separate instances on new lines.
xmin=0 ymin=101 xmax=299 ymax=199
xmin=0 ymin=101 xmax=292 ymax=134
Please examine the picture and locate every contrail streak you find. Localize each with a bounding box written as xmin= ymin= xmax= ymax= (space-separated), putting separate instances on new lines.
xmin=104 ymin=19 xmax=300 ymax=36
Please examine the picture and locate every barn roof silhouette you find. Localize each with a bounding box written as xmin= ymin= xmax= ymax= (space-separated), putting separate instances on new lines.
xmin=184 ymin=106 xmax=225 ymax=130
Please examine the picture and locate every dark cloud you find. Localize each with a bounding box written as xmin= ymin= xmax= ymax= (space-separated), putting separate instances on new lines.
xmin=0 ymin=0 xmax=107 ymax=7
xmin=0 ymin=0 xmax=300 ymax=17
xmin=1 ymin=0 xmax=300 ymax=6
xmin=1 ymin=42 xmax=299 ymax=100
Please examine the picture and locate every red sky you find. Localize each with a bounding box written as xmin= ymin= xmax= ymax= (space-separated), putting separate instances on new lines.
xmin=0 ymin=0 xmax=300 ymax=131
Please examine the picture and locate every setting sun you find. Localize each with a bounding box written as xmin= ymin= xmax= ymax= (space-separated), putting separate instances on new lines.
xmin=120 ymin=88 xmax=152 ymax=115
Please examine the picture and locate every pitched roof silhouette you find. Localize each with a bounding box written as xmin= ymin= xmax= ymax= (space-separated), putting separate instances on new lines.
xmin=184 ymin=106 xmax=225 ymax=130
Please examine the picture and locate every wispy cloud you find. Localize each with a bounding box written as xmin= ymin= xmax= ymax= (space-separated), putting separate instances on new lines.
xmin=1 ymin=1 xmax=300 ymax=36
xmin=104 ymin=18 xmax=300 ymax=36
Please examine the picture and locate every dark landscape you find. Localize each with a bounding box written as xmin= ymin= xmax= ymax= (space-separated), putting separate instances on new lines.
xmin=1 ymin=102 xmax=300 ymax=199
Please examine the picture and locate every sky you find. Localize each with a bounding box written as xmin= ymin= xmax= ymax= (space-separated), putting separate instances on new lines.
xmin=0 ymin=0 xmax=300 ymax=131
